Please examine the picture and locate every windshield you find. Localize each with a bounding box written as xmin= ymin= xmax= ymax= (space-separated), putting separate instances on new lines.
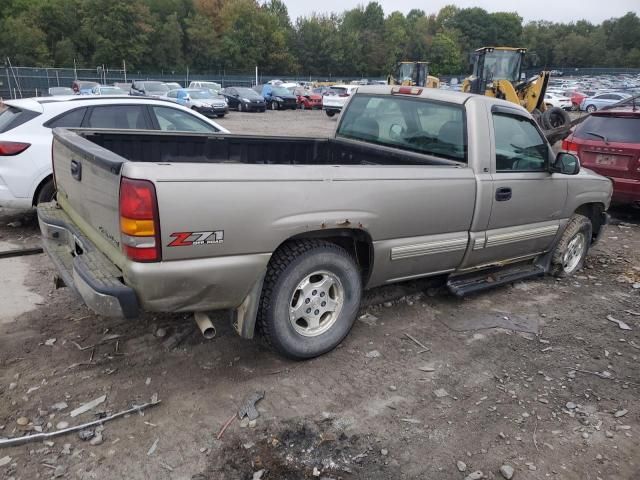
xmin=189 ymin=90 xmax=214 ymax=99
xmin=337 ymin=94 xmax=466 ymax=163
xmin=482 ymin=50 xmax=522 ymax=82
xmin=271 ymin=87 xmax=291 ymax=96
xmin=235 ymin=88 xmax=259 ymax=98
xmin=145 ymin=82 xmax=169 ymax=93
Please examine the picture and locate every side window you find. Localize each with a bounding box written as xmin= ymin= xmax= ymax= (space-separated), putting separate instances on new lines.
xmin=151 ymin=106 xmax=218 ymax=133
xmin=46 ymin=108 xmax=87 ymax=128
xmin=493 ymin=113 xmax=548 ymax=172
xmin=85 ymin=105 xmax=149 ymax=129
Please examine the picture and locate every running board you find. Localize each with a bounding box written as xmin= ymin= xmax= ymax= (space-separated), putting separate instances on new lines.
xmin=447 ymin=264 xmax=546 ymax=297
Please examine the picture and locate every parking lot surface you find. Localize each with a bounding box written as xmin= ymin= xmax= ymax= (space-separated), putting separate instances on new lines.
xmin=0 ymin=110 xmax=639 ymax=480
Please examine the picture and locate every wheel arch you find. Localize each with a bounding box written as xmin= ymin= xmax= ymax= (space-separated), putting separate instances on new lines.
xmin=574 ymin=202 xmax=607 ymax=243
xmin=233 ymin=228 xmax=374 ymax=340
xmin=32 ymin=174 xmax=54 ymax=206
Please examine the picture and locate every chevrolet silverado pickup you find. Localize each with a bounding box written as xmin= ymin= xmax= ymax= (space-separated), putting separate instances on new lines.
xmin=38 ymin=86 xmax=612 ymax=359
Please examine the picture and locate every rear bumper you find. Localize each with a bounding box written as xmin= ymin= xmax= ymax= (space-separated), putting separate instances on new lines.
xmin=38 ymin=203 xmax=139 ymax=318
xmin=609 ymin=177 xmax=640 ymax=205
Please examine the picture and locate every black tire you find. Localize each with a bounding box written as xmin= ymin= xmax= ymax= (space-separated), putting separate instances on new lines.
xmin=542 ymin=107 xmax=571 ymax=129
xmin=531 ymin=108 xmax=543 ymax=126
xmin=257 ymin=240 xmax=362 ymax=359
xmin=325 ymin=110 xmax=335 ymax=117
xmin=238 ymin=103 xmax=244 ymax=112
xmin=271 ymin=101 xmax=278 ymax=111
xmin=586 ymin=104 xmax=597 ymax=113
xmin=35 ymin=178 xmax=56 ymax=204
xmin=551 ymin=214 xmax=592 ymax=277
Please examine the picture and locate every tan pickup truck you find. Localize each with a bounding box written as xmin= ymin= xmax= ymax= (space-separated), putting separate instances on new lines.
xmin=38 ymin=86 xmax=612 ymax=359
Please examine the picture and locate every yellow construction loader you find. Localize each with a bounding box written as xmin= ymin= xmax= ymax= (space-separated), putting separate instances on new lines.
xmin=388 ymin=61 xmax=440 ymax=89
xmin=462 ymin=47 xmax=570 ymax=136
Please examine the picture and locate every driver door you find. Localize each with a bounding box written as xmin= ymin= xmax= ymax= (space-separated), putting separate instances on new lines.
xmin=470 ymin=106 xmax=567 ymax=266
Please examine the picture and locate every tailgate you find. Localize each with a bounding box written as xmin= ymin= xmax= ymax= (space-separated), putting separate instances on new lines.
xmin=52 ymin=128 xmax=126 ymax=268
xmin=578 ymin=142 xmax=640 ymax=180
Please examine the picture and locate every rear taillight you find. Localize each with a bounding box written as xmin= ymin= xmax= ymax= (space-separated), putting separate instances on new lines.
xmin=0 ymin=141 xmax=30 ymax=156
xmin=562 ymin=138 xmax=579 ymax=153
xmin=119 ymin=177 xmax=161 ymax=262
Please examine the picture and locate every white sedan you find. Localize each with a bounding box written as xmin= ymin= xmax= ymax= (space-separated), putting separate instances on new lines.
xmin=0 ymin=96 xmax=228 ymax=209
xmin=544 ymin=93 xmax=572 ymax=110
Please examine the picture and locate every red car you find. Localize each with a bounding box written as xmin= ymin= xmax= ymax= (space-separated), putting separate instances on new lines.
xmin=563 ymin=108 xmax=640 ymax=207
xmin=570 ymin=90 xmax=595 ymax=111
xmin=297 ymin=93 xmax=323 ymax=110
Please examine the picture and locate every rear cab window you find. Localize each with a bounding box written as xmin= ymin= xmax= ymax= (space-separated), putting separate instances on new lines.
xmin=336 ymin=94 xmax=467 ymax=163
xmin=574 ymin=114 xmax=640 ymax=143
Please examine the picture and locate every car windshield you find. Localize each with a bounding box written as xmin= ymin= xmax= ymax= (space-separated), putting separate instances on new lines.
xmin=189 ymin=90 xmax=214 ymax=99
xmin=145 ymin=82 xmax=169 ymax=93
xmin=271 ymin=87 xmax=290 ymax=96
xmin=234 ymin=88 xmax=259 ymax=98
xmin=575 ymin=115 xmax=640 ymax=143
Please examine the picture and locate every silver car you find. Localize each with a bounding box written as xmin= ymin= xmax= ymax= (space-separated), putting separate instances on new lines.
xmin=580 ymin=92 xmax=631 ymax=112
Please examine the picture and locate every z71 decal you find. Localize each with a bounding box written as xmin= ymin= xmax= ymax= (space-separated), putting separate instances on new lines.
xmin=168 ymin=231 xmax=224 ymax=247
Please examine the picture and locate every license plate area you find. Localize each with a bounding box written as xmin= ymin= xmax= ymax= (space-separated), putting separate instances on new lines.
xmin=595 ymin=153 xmax=629 ymax=170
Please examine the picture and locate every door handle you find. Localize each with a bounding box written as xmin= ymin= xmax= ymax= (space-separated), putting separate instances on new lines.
xmin=495 ymin=187 xmax=512 ymax=201
xmin=70 ymin=159 xmax=82 ymax=181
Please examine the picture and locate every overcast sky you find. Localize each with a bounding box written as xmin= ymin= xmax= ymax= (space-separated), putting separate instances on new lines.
xmin=283 ymin=0 xmax=639 ymax=24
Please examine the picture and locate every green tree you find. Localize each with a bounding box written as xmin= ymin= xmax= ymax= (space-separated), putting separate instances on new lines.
xmin=184 ymin=13 xmax=218 ymax=71
xmin=0 ymin=14 xmax=49 ymax=65
xmin=430 ymin=32 xmax=462 ymax=75
xmin=149 ymin=13 xmax=184 ymax=71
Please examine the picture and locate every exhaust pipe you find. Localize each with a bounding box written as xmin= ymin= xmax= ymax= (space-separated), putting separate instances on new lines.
xmin=194 ymin=312 xmax=217 ymax=339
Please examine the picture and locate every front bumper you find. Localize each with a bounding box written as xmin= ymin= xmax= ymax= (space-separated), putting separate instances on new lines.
xmin=38 ymin=203 xmax=139 ymax=318
xmin=195 ymin=105 xmax=229 ymax=116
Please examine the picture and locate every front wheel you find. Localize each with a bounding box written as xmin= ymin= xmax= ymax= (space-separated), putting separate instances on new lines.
xmin=271 ymin=101 xmax=278 ymax=111
xmin=325 ymin=110 xmax=335 ymax=117
xmin=257 ymin=240 xmax=362 ymax=359
xmin=586 ymin=104 xmax=597 ymax=113
xmin=238 ymin=103 xmax=244 ymax=112
xmin=551 ymin=214 xmax=592 ymax=277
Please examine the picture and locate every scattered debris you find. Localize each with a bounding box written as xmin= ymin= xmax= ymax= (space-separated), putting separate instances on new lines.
xmin=0 ymin=400 xmax=160 ymax=448
xmin=155 ymin=327 xmax=167 ymax=338
xmin=500 ymin=464 xmax=515 ymax=479
xmin=434 ymin=388 xmax=449 ymax=398
xmin=465 ymin=471 xmax=484 ymax=480
xmin=381 ymin=448 xmax=388 ymax=456
xmin=147 ymin=438 xmax=159 ymax=456
xmin=404 ymin=332 xmax=429 ymax=351
xmin=457 ymin=460 xmax=467 ymax=472
xmin=358 ymin=313 xmax=378 ymax=326
xmin=56 ymin=421 xmax=69 ymax=430
xmin=0 ymin=456 xmax=11 ymax=467
xmin=78 ymin=429 xmax=95 ymax=441
xmin=253 ymin=469 xmax=265 ymax=480
xmin=52 ymin=402 xmax=68 ymax=411
xmin=238 ymin=391 xmax=265 ymax=421
xmin=16 ymin=416 xmax=29 ymax=426
xmin=418 ymin=366 xmax=436 ymax=372
xmin=44 ymin=338 xmax=57 ymax=346
xmin=566 ymin=402 xmax=577 ymax=410
xmin=89 ymin=432 xmax=103 ymax=446
xmin=614 ymin=409 xmax=628 ymax=418
xmin=54 ymin=464 xmax=66 ymax=478
xmin=365 ymin=350 xmax=381 ymax=358
xmin=217 ymin=414 xmax=237 ymax=440
xmin=607 ymin=315 xmax=632 ymax=331
xmin=70 ymin=394 xmax=107 ymax=418
xmin=400 ymin=418 xmax=421 ymax=424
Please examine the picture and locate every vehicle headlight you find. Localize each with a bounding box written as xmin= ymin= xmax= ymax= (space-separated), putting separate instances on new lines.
xmin=241 ymin=98 xmax=250 ymax=102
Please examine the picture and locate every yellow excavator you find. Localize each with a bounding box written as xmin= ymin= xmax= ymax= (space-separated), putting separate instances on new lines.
xmin=462 ymin=47 xmax=571 ymax=139
xmin=388 ymin=61 xmax=440 ymax=89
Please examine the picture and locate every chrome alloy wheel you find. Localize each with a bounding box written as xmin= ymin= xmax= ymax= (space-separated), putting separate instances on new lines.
xmin=289 ymin=270 xmax=344 ymax=337
xmin=563 ymin=232 xmax=586 ymax=273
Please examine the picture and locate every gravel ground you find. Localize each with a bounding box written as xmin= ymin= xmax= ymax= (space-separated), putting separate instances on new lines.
xmin=0 ymin=109 xmax=639 ymax=480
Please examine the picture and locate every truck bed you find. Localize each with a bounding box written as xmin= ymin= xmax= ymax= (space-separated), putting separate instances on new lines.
xmin=71 ymin=129 xmax=464 ymax=167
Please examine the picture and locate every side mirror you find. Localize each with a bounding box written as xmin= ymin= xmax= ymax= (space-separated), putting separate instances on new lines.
xmin=551 ymin=152 xmax=580 ymax=175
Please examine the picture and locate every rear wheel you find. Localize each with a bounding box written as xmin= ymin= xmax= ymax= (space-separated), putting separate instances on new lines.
xmin=551 ymin=214 xmax=592 ymax=277
xmin=35 ymin=178 xmax=55 ymax=204
xmin=271 ymin=101 xmax=278 ymax=111
xmin=325 ymin=110 xmax=335 ymax=117
xmin=257 ymin=240 xmax=362 ymax=359
xmin=239 ymin=103 xmax=245 ymax=112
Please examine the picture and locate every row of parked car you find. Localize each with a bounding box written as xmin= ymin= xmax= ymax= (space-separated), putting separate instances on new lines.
xmin=46 ymin=79 xmax=365 ymax=117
